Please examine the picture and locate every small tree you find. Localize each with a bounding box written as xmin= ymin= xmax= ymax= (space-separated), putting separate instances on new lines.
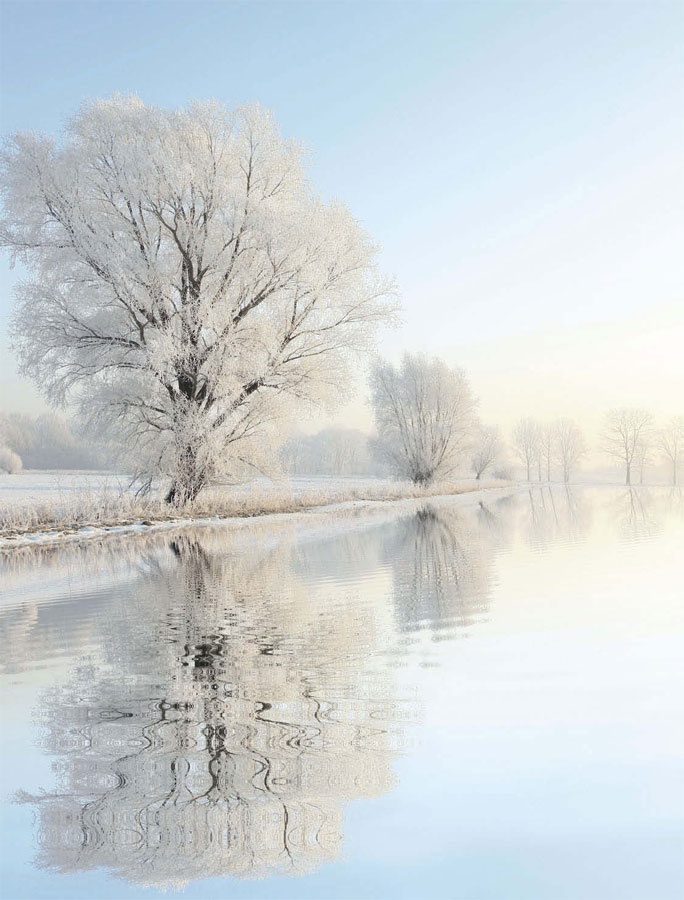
xmin=658 ymin=416 xmax=684 ymax=485
xmin=471 ymin=425 xmax=503 ymax=480
xmin=540 ymin=424 xmax=554 ymax=482
xmin=0 ymin=413 xmax=33 ymax=459
xmin=512 ymin=417 xmax=541 ymax=481
xmin=0 ymin=446 xmax=23 ymax=474
xmin=634 ymin=434 xmax=653 ymax=485
xmin=602 ymin=407 xmax=653 ymax=486
xmin=553 ymin=418 xmax=586 ymax=483
xmin=1 ymin=97 xmax=395 ymax=504
xmin=370 ymin=353 xmax=476 ymax=485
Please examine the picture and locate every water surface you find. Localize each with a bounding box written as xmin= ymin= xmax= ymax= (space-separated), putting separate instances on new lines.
xmin=1 ymin=486 xmax=682 ymax=899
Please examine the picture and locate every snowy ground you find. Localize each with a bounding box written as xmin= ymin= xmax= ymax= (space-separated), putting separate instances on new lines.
xmin=0 ymin=470 xmax=512 ymax=551
xmin=0 ymin=470 xmax=131 ymax=509
xmin=0 ymin=470 xmax=404 ymax=510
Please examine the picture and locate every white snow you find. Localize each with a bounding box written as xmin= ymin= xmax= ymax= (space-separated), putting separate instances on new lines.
xmin=0 ymin=470 xmax=131 ymax=509
xmin=0 ymin=470 xmax=514 ymax=552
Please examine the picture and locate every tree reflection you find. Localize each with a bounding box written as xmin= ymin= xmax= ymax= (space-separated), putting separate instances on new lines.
xmin=17 ymin=530 xmax=404 ymax=888
xmin=610 ymin=487 xmax=660 ymax=541
xmin=384 ymin=502 xmax=498 ymax=633
xmin=521 ymin=485 xmax=593 ymax=550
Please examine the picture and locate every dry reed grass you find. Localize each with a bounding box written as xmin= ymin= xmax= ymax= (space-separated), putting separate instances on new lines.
xmin=0 ymin=478 xmax=507 ymax=542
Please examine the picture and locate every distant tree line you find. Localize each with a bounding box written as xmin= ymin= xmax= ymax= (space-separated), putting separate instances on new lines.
xmin=280 ymin=428 xmax=379 ymax=478
xmin=511 ymin=417 xmax=586 ymax=483
xmin=2 ymin=371 xmax=681 ymax=491
xmin=602 ymin=408 xmax=683 ymax=486
xmin=278 ymin=366 xmax=683 ymax=488
xmin=0 ymin=412 xmax=112 ymax=472
xmin=508 ymin=408 xmax=683 ymax=486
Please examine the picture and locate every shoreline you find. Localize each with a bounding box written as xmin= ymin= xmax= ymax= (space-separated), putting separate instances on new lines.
xmin=0 ymin=481 xmax=518 ymax=552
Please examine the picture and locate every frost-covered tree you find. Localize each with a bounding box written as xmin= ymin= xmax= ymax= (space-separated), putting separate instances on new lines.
xmin=471 ymin=425 xmax=502 ymax=480
xmin=633 ymin=433 xmax=653 ymax=485
xmin=1 ymin=97 xmax=395 ymax=503
xmin=658 ymin=415 xmax=684 ymax=485
xmin=370 ymin=353 xmax=476 ymax=486
xmin=540 ymin=423 xmax=554 ymax=481
xmin=602 ymin=407 xmax=653 ymax=486
xmin=553 ymin=418 xmax=586 ymax=483
xmin=512 ymin=417 xmax=541 ymax=482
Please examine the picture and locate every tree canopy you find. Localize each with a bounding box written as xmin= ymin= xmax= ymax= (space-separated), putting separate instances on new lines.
xmin=370 ymin=353 xmax=476 ymax=485
xmin=1 ymin=97 xmax=395 ymax=502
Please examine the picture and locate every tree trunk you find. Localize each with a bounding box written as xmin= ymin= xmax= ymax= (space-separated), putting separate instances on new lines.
xmin=411 ymin=469 xmax=434 ymax=487
xmin=165 ymin=444 xmax=206 ymax=505
xmin=165 ymin=476 xmax=205 ymax=506
xmin=625 ymin=463 xmax=631 ymax=486
xmin=526 ymin=462 xmax=530 ymax=481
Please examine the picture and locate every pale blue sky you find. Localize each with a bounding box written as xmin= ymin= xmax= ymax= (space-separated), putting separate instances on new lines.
xmin=1 ymin=0 xmax=682 ymax=427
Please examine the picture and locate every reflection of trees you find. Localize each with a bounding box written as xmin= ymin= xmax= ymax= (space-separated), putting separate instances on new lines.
xmin=609 ymin=487 xmax=660 ymax=542
xmin=16 ymin=530 xmax=403 ymax=888
xmin=383 ymin=502 xmax=498 ymax=633
xmin=663 ymin=486 xmax=684 ymax=520
xmin=475 ymin=495 xmax=516 ymax=549
xmin=521 ymin=485 xmax=593 ymax=550
xmin=12 ymin=485 xmax=676 ymax=888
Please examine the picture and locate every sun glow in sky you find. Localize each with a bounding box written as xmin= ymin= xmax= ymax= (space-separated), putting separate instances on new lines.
xmin=0 ymin=0 xmax=682 ymax=435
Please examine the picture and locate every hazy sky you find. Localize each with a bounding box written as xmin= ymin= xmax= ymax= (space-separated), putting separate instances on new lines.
xmin=1 ymin=0 xmax=682 ymax=435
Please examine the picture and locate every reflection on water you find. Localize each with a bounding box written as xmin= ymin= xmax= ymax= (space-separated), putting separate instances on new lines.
xmin=609 ymin=486 xmax=663 ymax=542
xmin=385 ymin=504 xmax=495 ymax=633
xmin=12 ymin=530 xmax=405 ymax=886
xmin=521 ymin=484 xmax=593 ymax=550
xmin=1 ymin=486 xmax=683 ymax=894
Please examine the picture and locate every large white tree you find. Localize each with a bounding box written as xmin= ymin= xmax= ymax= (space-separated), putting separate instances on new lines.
xmin=370 ymin=353 xmax=476 ymax=486
xmin=0 ymin=97 xmax=395 ymax=503
xmin=602 ymin=407 xmax=653 ymax=486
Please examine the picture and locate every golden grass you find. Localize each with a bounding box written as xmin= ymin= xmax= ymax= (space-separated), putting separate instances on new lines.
xmin=0 ymin=478 xmax=507 ymax=543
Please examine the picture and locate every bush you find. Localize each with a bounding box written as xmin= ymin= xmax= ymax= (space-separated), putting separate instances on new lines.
xmin=0 ymin=446 xmax=23 ymax=474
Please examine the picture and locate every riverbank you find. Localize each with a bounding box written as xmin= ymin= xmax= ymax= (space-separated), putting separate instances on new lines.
xmin=0 ymin=477 xmax=512 ymax=551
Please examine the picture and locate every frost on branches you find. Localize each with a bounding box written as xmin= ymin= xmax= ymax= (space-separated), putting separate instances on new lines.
xmin=0 ymin=98 xmax=395 ymax=503
xmin=370 ymin=353 xmax=477 ymax=486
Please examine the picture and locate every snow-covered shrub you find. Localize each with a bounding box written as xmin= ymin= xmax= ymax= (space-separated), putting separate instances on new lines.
xmin=0 ymin=445 xmax=22 ymax=474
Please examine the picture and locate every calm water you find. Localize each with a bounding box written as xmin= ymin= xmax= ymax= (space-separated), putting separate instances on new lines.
xmin=1 ymin=486 xmax=682 ymax=899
